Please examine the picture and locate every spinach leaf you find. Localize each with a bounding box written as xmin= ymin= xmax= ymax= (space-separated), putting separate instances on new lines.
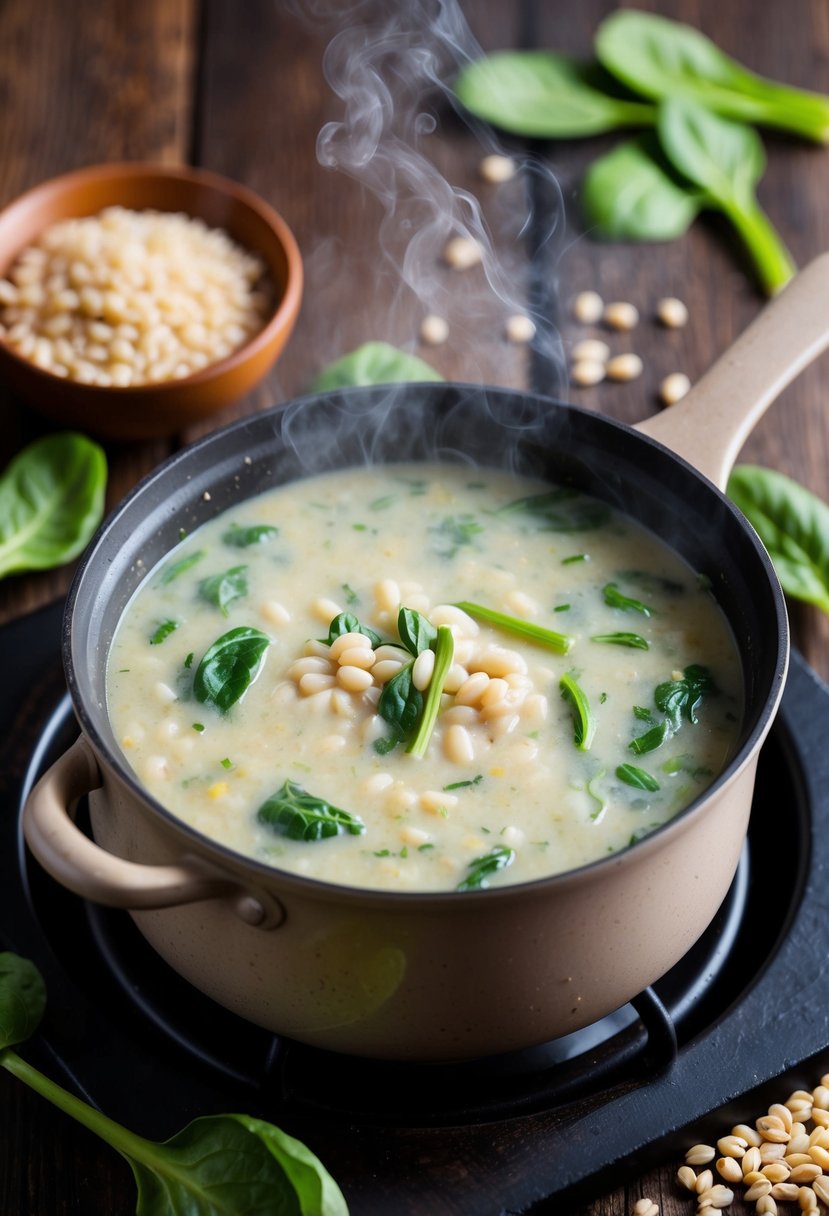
xmin=0 ymin=953 xmax=348 ymax=1216
xmin=590 ymin=632 xmax=649 ymax=650
xmin=727 ymin=465 xmax=829 ymax=613
xmin=616 ymin=764 xmax=661 ymax=792
xmin=559 ymin=673 xmax=596 ymax=750
xmin=397 ymin=607 xmax=437 ymax=658
xmin=149 ymin=620 xmax=179 ymax=646
xmin=582 ymin=134 xmax=703 ymax=241
xmin=500 ymin=488 xmax=610 ymax=532
xmin=595 ymin=9 xmax=829 ymax=144
xmin=602 ymin=583 xmax=654 ymax=616
xmin=432 ymin=514 xmax=483 ymax=559
xmin=324 ymin=611 xmax=383 ymax=648
xmin=654 ymin=665 xmax=715 ymax=731
xmin=629 ymin=719 xmax=672 ymax=756
xmin=222 ymin=523 xmax=279 ymax=548
xmin=376 ymin=662 xmax=423 ymax=752
xmin=159 ymin=549 xmax=206 ymax=585
xmin=456 ymin=600 xmax=572 ymax=655
xmin=257 ymin=780 xmax=365 ymax=841
xmin=309 ymin=341 xmax=442 ymax=392
xmin=193 ymin=626 xmax=271 ymax=713
xmin=657 ymin=99 xmax=795 ymax=295
xmin=407 ymin=625 xmax=454 ymax=758
xmin=199 ymin=565 xmax=249 ymax=616
xmin=457 ymin=845 xmax=516 ymax=892
xmin=0 ymin=433 xmax=106 ymax=579
xmin=454 ymin=51 xmax=655 ymax=138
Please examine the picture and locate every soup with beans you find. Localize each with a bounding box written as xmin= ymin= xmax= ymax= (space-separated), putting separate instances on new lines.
xmin=106 ymin=463 xmax=743 ymax=893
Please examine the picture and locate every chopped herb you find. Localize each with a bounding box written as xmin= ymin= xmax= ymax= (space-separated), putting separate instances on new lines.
xmin=373 ymin=849 xmax=392 ymax=858
xmin=554 ymin=603 xmax=571 ymax=613
xmin=590 ymin=631 xmax=649 ymax=649
xmin=341 ymin=582 xmax=359 ymax=606
xmin=370 ymin=495 xmax=395 ymax=511
xmin=562 ymin=553 xmax=589 ymax=564
xmin=220 ymin=758 xmax=233 ymax=770
xmin=602 ymin=582 xmax=654 ymax=616
xmin=222 ymin=523 xmax=278 ymax=548
xmin=418 ymin=842 xmax=435 ymax=852
xmin=178 ymin=528 xmax=187 ymax=541
xmin=500 ymin=489 xmax=610 ymax=531
xmin=433 ymin=514 xmax=484 ymax=558
xmin=599 ymin=691 xmax=608 ymax=704
xmin=457 ymin=845 xmax=515 ymax=891
xmin=192 ymin=723 xmax=205 ymax=733
xmin=443 ymin=774 xmax=484 ymax=791
xmin=199 ymin=565 xmax=248 ymax=617
xmin=616 ymin=763 xmax=660 ymax=791
xmin=257 ymin=780 xmax=365 ymax=841
xmin=352 ymin=523 xmax=368 ymax=532
xmin=633 ymin=705 xmax=655 ymax=722
xmin=159 ymin=549 xmax=205 ymax=584
xmin=559 ymin=673 xmax=596 ymax=750
xmin=629 ymin=719 xmax=672 ymax=755
xmin=184 ymin=652 xmax=194 ymax=669
xmin=455 ymin=601 xmax=572 ymax=654
xmin=400 ymin=846 xmax=409 ymax=858
xmin=149 ymin=619 xmax=178 ymax=645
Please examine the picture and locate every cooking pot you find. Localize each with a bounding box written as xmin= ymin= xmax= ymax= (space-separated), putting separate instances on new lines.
xmin=23 ymin=255 xmax=829 ymax=1061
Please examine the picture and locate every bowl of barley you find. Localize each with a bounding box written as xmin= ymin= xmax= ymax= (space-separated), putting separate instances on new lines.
xmin=0 ymin=163 xmax=303 ymax=440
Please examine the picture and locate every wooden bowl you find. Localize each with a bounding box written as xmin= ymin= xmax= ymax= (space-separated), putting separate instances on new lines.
xmin=0 ymin=163 xmax=303 ymax=440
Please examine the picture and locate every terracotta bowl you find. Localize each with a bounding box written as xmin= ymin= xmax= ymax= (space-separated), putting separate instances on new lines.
xmin=0 ymin=163 xmax=303 ymax=440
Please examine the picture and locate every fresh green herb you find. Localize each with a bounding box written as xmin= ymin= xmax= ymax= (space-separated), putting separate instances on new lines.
xmin=0 ymin=952 xmax=347 ymax=1216
xmin=397 ymin=606 xmax=437 ymax=658
xmin=629 ymin=719 xmax=673 ymax=756
xmin=178 ymin=528 xmax=187 ymax=542
xmin=323 ymin=611 xmax=383 ymax=648
xmin=373 ymin=849 xmax=392 ymax=858
xmin=0 ymin=433 xmax=107 ymax=579
xmin=583 ymin=134 xmax=703 ymax=241
xmin=602 ymin=582 xmax=653 ymax=616
xmin=633 ymin=705 xmax=655 ymax=723
xmin=341 ymin=582 xmax=359 ymax=606
xmin=455 ymin=601 xmax=572 ymax=654
xmin=433 ymin=514 xmax=484 ymax=559
xmin=456 ymin=845 xmax=516 ymax=892
xmin=192 ymin=723 xmax=205 ymax=733
xmin=655 ymin=664 xmax=716 ymax=730
xmin=500 ymin=488 xmax=610 ymax=532
xmin=199 ymin=565 xmax=248 ymax=617
xmin=559 ymin=673 xmax=596 ymax=750
xmin=586 ymin=769 xmax=607 ymax=820
xmin=376 ymin=662 xmax=422 ymax=753
xmin=616 ymin=764 xmax=661 ymax=792
xmin=661 ymin=754 xmax=713 ymax=779
xmin=309 ymin=340 xmax=443 ymax=392
xmin=590 ymin=631 xmax=649 ymax=649
xmin=595 ymin=9 xmax=829 ymax=143
xmin=418 ymin=842 xmax=435 ymax=852
xmin=444 ymin=774 xmax=484 ymax=791
xmin=562 ymin=553 xmax=588 ymax=565
xmin=727 ymin=465 xmax=829 ymax=613
xmin=658 ymin=99 xmax=795 ymax=295
xmin=407 ymin=625 xmax=454 ymax=758
xmin=149 ymin=620 xmax=179 ymax=646
xmin=455 ymin=51 xmax=655 ymax=138
xmin=257 ymin=780 xmax=365 ymax=842
xmin=193 ymin=626 xmax=271 ymax=714
xmin=221 ymin=523 xmax=279 ymax=548
xmin=159 ymin=549 xmax=206 ymax=585
xmin=352 ymin=523 xmax=368 ymax=532
xmin=184 ymin=652 xmax=194 ymax=669
xmin=220 ymin=758 xmax=233 ymax=770
xmin=554 ymin=603 xmax=571 ymax=613
xmin=370 ymin=496 xmax=395 ymax=512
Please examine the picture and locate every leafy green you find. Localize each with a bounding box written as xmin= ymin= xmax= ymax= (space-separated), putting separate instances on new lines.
xmin=199 ymin=565 xmax=249 ymax=617
xmin=149 ymin=620 xmax=179 ymax=646
xmin=397 ymin=607 xmax=437 ymax=658
xmin=629 ymin=720 xmax=672 ymax=756
xmin=222 ymin=523 xmax=279 ymax=548
xmin=590 ymin=632 xmax=649 ymax=650
xmin=193 ymin=627 xmax=271 ymax=713
xmin=309 ymin=341 xmax=442 ymax=392
xmin=582 ymin=134 xmax=703 ymax=241
xmin=159 ymin=550 xmax=205 ymax=585
xmin=323 ymin=612 xmax=383 ymax=648
xmin=602 ymin=583 xmax=654 ymax=616
xmin=657 ymin=99 xmax=795 ymax=295
xmin=257 ymin=780 xmax=365 ymax=841
xmin=654 ymin=664 xmax=716 ymax=731
xmin=454 ymin=51 xmax=655 ymax=138
xmin=0 ymin=433 xmax=106 ymax=579
xmin=407 ymin=625 xmax=454 ymax=758
xmin=500 ymin=488 xmax=610 ymax=532
xmin=376 ymin=662 xmax=422 ymax=752
xmin=559 ymin=673 xmax=596 ymax=750
xmin=443 ymin=774 xmax=483 ymax=791
xmin=432 ymin=514 xmax=483 ymax=559
xmin=0 ymin=952 xmax=348 ymax=1216
xmin=616 ymin=764 xmax=660 ymax=792
xmin=727 ymin=464 xmax=829 ymax=613
xmin=457 ymin=846 xmax=516 ymax=892
xmin=595 ymin=9 xmax=829 ymax=143
xmin=455 ymin=601 xmax=572 ymax=655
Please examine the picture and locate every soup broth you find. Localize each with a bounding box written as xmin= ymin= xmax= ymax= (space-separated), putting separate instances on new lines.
xmin=106 ymin=463 xmax=743 ymax=892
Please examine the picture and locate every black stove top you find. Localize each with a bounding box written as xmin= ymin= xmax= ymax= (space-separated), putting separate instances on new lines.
xmin=2 ymin=600 xmax=829 ymax=1215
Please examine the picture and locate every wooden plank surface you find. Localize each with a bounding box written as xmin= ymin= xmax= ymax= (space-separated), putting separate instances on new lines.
xmin=0 ymin=2 xmax=828 ymax=1214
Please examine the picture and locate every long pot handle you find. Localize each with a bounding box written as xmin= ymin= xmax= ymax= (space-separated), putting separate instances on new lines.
xmin=634 ymin=252 xmax=829 ymax=490
xmin=22 ymin=735 xmax=282 ymax=928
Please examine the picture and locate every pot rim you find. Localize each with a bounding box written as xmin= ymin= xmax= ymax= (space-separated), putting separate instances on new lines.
xmin=64 ymin=382 xmax=789 ymax=905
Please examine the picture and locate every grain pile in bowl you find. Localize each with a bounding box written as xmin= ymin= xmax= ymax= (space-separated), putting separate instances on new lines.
xmin=0 ymin=206 xmax=273 ymax=386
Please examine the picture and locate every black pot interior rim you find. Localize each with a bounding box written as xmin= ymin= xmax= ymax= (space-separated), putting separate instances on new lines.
xmin=62 ymin=382 xmax=790 ymax=906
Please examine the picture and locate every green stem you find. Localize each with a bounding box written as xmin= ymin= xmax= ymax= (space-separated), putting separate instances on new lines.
xmin=455 ymin=601 xmax=573 ymax=654
xmin=407 ymin=626 xmax=454 ymax=759
xmin=720 ymin=197 xmax=796 ymax=296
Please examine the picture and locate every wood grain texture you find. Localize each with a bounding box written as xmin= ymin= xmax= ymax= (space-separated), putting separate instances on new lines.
xmin=1 ymin=1 xmax=828 ymax=1214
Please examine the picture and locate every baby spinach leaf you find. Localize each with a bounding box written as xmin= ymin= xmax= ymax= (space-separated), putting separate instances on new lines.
xmin=654 ymin=665 xmax=716 ymax=731
xmin=159 ymin=549 xmax=206 ymax=585
xmin=727 ymin=465 xmax=829 ymax=613
xmin=500 ymin=488 xmax=610 ymax=532
xmin=397 ymin=606 xmax=437 ymax=658
xmin=456 ymin=601 xmax=572 ymax=655
xmin=602 ymin=583 xmax=653 ymax=616
xmin=629 ymin=720 xmax=672 ymax=756
xmin=590 ymin=632 xmax=649 ymax=650
xmin=324 ymin=611 xmax=383 ymax=648
xmin=595 ymin=9 xmax=829 ymax=144
xmin=454 ymin=51 xmax=655 ymax=138
xmin=257 ymin=780 xmax=365 ymax=841
xmin=376 ymin=662 xmax=422 ymax=752
xmin=199 ymin=565 xmax=249 ymax=617
xmin=616 ymin=763 xmax=660 ymax=792
xmin=222 ymin=523 xmax=279 ymax=548
xmin=432 ymin=515 xmax=484 ymax=559
xmin=0 ymin=433 xmax=106 ymax=579
xmin=194 ymin=627 xmax=270 ymax=713
xmin=658 ymin=99 xmax=795 ymax=295
xmin=309 ymin=341 xmax=442 ymax=392
xmin=407 ymin=625 xmax=454 ymax=758
xmin=0 ymin=953 xmax=45 ymax=1050
xmin=149 ymin=620 xmax=179 ymax=646
xmin=559 ymin=673 xmax=596 ymax=750
xmin=457 ymin=845 xmax=516 ymax=892
xmin=582 ymin=134 xmax=703 ymax=241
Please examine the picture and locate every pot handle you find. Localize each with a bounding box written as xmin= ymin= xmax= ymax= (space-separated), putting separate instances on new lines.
xmin=22 ymin=735 xmax=283 ymax=928
xmin=634 ymin=252 xmax=829 ymax=490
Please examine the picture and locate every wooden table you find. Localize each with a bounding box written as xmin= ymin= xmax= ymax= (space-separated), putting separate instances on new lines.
xmin=1 ymin=2 xmax=828 ymax=1213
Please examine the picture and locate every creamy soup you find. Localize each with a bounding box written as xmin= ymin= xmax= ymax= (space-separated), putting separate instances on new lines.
xmin=107 ymin=463 xmax=743 ymax=892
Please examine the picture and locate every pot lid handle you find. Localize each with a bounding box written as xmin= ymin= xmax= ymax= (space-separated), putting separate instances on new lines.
xmin=634 ymin=252 xmax=829 ymax=490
